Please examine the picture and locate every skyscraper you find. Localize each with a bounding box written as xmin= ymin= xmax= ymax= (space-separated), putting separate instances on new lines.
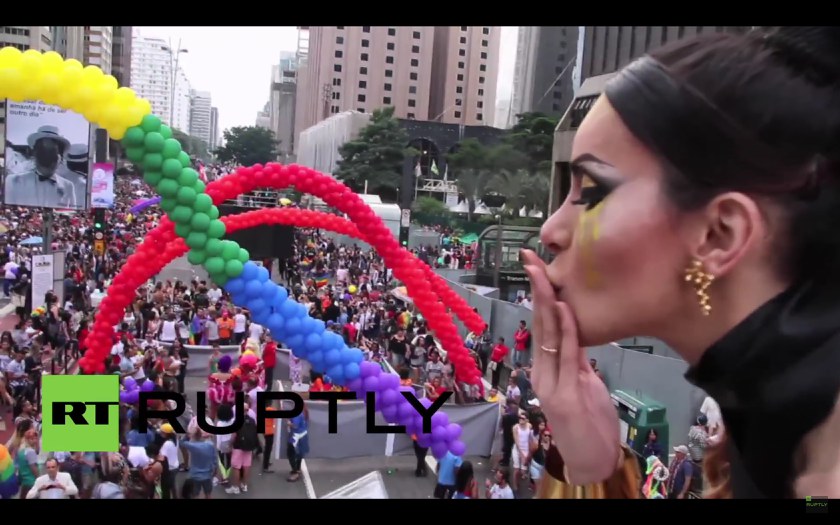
xmin=209 ymin=107 xmax=219 ymax=150
xmin=172 ymin=66 xmax=192 ymax=133
xmin=189 ymin=90 xmax=212 ymax=147
xmin=510 ymin=27 xmax=578 ymax=125
xmin=294 ymin=26 xmax=501 ymax=148
xmin=130 ymin=34 xmax=173 ymax=125
xmin=51 ymin=26 xmax=85 ymax=61
xmin=111 ymin=26 xmax=132 ymax=89
xmin=84 ymin=26 xmax=113 ymax=75
xmin=270 ymin=51 xmax=298 ymax=159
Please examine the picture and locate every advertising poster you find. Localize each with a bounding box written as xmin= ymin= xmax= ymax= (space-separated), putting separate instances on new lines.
xmin=91 ymin=162 xmax=115 ymax=208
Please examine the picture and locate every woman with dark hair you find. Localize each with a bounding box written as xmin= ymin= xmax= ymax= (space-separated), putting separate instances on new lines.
xmin=452 ymin=460 xmax=478 ymax=499
xmin=522 ymin=27 xmax=840 ymax=499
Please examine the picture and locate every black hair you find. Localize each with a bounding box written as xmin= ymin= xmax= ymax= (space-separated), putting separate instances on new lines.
xmin=454 ymin=460 xmax=474 ymax=494
xmin=217 ymin=403 xmax=234 ymax=421
xmin=604 ymin=27 xmax=840 ymax=281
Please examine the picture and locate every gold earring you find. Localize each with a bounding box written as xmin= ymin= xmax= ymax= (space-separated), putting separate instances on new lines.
xmin=684 ymin=259 xmax=714 ymax=316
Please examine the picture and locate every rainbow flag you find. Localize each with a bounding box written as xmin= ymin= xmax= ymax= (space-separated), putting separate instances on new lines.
xmin=0 ymin=445 xmax=19 ymax=499
xmin=313 ymin=271 xmax=330 ymax=288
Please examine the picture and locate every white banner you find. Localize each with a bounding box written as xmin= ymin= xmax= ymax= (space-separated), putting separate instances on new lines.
xmin=31 ymin=253 xmax=54 ymax=308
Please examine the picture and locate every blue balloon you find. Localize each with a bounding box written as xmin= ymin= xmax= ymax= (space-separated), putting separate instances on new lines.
xmin=307 ymin=350 xmax=324 ymax=370
xmin=302 ymin=317 xmax=318 ymax=335
xmin=295 ymin=303 xmax=308 ymax=318
xmin=256 ymin=266 xmax=270 ymax=283
xmin=266 ymin=313 xmax=285 ymax=334
xmin=225 ymin=277 xmax=246 ymax=295
xmin=251 ymin=307 xmax=270 ymax=325
xmin=275 ymin=285 xmax=289 ymax=303
xmin=322 ymin=332 xmax=342 ymax=350
xmin=241 ymin=261 xmax=258 ymax=281
xmin=284 ymin=317 xmax=301 ymax=336
xmin=305 ymin=333 xmax=322 ymax=352
xmin=344 ymin=362 xmax=361 ymax=381
xmin=327 ymin=364 xmax=345 ymax=385
xmin=312 ymin=319 xmax=325 ymax=334
xmin=343 ymin=348 xmax=364 ymax=365
xmin=325 ymin=349 xmax=342 ymax=367
xmin=245 ymin=279 xmax=263 ymax=299
xmin=285 ymin=334 xmax=305 ymax=351
xmin=247 ymin=298 xmax=267 ymax=315
xmin=280 ymin=299 xmax=298 ymax=319
xmin=261 ymin=281 xmax=278 ymax=301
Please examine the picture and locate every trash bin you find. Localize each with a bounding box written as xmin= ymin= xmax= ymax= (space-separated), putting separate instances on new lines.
xmin=610 ymin=389 xmax=669 ymax=467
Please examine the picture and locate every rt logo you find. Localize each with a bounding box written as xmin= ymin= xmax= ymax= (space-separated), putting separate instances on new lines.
xmin=41 ymin=375 xmax=121 ymax=452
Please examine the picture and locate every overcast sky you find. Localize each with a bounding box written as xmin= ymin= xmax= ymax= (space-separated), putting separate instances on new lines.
xmin=137 ymin=27 xmax=518 ymax=134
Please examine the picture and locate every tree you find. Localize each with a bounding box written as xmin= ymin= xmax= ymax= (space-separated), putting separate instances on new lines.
xmin=334 ymin=107 xmax=414 ymax=202
xmin=505 ymin=112 xmax=560 ymax=174
xmin=214 ymin=126 xmax=279 ymax=167
xmin=172 ymin=128 xmax=211 ymax=162
xmin=413 ymin=196 xmax=450 ymax=217
xmin=446 ymin=138 xmax=492 ymax=221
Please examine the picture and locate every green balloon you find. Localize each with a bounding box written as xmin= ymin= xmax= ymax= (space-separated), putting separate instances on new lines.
xmin=194 ymin=194 xmax=213 ymax=213
xmin=225 ymin=259 xmax=244 ymax=277
xmin=159 ymin=197 xmax=177 ymax=212
xmin=187 ymin=249 xmax=207 ymax=265
xmin=176 ymin=186 xmax=197 ymax=206
xmin=221 ymin=240 xmax=240 ymax=261
xmin=178 ymin=151 xmax=191 ymax=168
xmin=238 ymin=248 xmax=250 ymax=263
xmin=208 ymin=206 xmax=220 ymax=220
xmin=205 ymin=256 xmax=225 ymax=275
xmin=162 ymin=158 xmax=183 ymax=178
xmin=206 ymin=220 xmax=226 ymax=239
xmin=159 ymin=125 xmax=173 ymax=140
xmin=157 ymin=178 xmax=179 ymax=198
xmin=210 ymin=273 xmax=229 ymax=286
xmin=193 ymin=179 xmax=206 ymax=194
xmin=190 ymin=212 xmax=211 ymax=231
xmin=144 ymin=132 xmax=165 ymax=153
xmin=126 ymin=147 xmax=145 ymax=163
xmin=144 ymin=153 xmax=164 ymax=171
xmin=178 ymin=168 xmax=198 ymax=187
xmin=170 ymin=205 xmax=194 ymax=224
xmin=123 ymin=127 xmax=146 ymax=147
xmin=141 ymin=114 xmax=162 ymax=133
xmin=205 ymin=238 xmax=224 ymax=256
xmin=186 ymin=231 xmax=208 ymax=249
xmin=175 ymin=223 xmax=192 ymax=238
xmin=143 ymin=170 xmax=163 ymax=187
xmin=161 ymin=138 xmax=182 ymax=160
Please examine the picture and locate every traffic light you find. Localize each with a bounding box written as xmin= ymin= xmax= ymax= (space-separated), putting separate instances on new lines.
xmin=399 ymin=227 xmax=409 ymax=247
xmin=93 ymin=209 xmax=106 ymax=233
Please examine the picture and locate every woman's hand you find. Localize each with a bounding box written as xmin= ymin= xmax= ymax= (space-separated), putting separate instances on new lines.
xmin=522 ymin=249 xmax=621 ymax=485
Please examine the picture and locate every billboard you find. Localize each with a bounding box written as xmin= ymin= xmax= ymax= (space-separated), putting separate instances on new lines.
xmin=90 ymin=162 xmax=115 ymax=209
xmin=2 ymin=100 xmax=91 ymax=210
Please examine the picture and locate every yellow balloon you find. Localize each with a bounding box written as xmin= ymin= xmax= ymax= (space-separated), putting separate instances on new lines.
xmin=110 ymin=127 xmax=127 ymax=141
xmin=348 ymin=285 xmax=357 ymax=293
xmin=64 ymin=58 xmax=83 ymax=71
xmin=102 ymin=75 xmax=119 ymax=91
xmin=114 ymin=87 xmax=136 ymax=105
xmin=20 ymin=49 xmax=43 ymax=75
xmin=39 ymin=72 xmax=63 ymax=105
xmin=0 ymin=46 xmax=22 ymax=70
xmin=0 ymin=68 xmax=24 ymax=100
xmin=42 ymin=51 xmax=64 ymax=69
xmin=82 ymin=65 xmax=104 ymax=82
xmin=121 ymin=103 xmax=145 ymax=129
xmin=136 ymin=98 xmax=152 ymax=115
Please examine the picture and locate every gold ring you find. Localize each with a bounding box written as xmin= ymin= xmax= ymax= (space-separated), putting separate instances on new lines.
xmin=541 ymin=345 xmax=558 ymax=353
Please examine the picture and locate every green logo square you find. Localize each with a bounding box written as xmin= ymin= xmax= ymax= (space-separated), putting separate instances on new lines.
xmin=41 ymin=375 xmax=120 ymax=452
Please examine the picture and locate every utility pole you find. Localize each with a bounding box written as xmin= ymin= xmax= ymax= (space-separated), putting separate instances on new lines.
xmin=162 ymin=39 xmax=189 ymax=129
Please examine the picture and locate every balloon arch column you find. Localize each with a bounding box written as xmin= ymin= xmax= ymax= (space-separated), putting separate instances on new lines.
xmin=0 ymin=47 xmax=489 ymax=458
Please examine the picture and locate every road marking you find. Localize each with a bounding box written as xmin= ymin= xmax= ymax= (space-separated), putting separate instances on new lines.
xmin=0 ymin=303 xmax=16 ymax=317
xmin=277 ymin=379 xmax=317 ymax=499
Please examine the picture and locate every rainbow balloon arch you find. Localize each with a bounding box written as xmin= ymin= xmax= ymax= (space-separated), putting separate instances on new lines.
xmin=0 ymin=47 xmax=489 ymax=458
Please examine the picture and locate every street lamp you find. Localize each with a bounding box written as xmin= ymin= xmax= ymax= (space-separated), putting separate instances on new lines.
xmin=161 ymin=40 xmax=188 ymax=129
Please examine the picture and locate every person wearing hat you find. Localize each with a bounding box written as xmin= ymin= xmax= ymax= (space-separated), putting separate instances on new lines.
xmin=667 ymin=445 xmax=695 ymax=499
xmin=62 ymin=143 xmax=90 ymax=202
xmin=5 ymin=125 xmax=78 ymax=209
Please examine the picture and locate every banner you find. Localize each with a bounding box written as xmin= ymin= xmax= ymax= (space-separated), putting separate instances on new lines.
xmin=2 ymin=100 xmax=91 ymax=210
xmin=31 ymin=254 xmax=54 ymax=309
xmin=90 ymin=162 xmax=115 ymax=209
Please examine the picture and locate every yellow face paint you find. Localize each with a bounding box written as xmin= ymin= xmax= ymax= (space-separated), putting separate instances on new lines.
xmin=579 ymin=200 xmax=606 ymax=288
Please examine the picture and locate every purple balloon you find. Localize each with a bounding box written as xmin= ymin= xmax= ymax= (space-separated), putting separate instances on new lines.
xmin=397 ymin=401 xmax=416 ymax=423
xmin=379 ymin=373 xmax=399 ymax=391
xmin=398 ymin=385 xmax=414 ymax=394
xmin=360 ymin=361 xmax=378 ymax=378
xmin=431 ymin=411 xmax=449 ymax=428
xmin=431 ymin=441 xmax=448 ymax=459
xmin=381 ymin=388 xmax=400 ymax=407
xmin=445 ymin=423 xmax=462 ymax=443
xmin=119 ymin=391 xmax=131 ymax=404
xmin=405 ymin=417 xmax=421 ymax=435
xmin=450 ymin=440 xmax=467 ymax=457
xmin=381 ymin=405 xmax=399 ymax=423
xmin=129 ymin=196 xmax=162 ymax=214
xmin=140 ymin=380 xmax=155 ymax=392
xmin=363 ymin=376 xmax=380 ymax=394
xmin=419 ymin=397 xmax=433 ymax=409
xmin=123 ymin=377 xmax=137 ymax=391
xmin=347 ymin=377 xmax=363 ymax=393
xmin=126 ymin=390 xmax=140 ymax=404
xmin=432 ymin=425 xmax=448 ymax=443
xmin=417 ymin=434 xmax=433 ymax=448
